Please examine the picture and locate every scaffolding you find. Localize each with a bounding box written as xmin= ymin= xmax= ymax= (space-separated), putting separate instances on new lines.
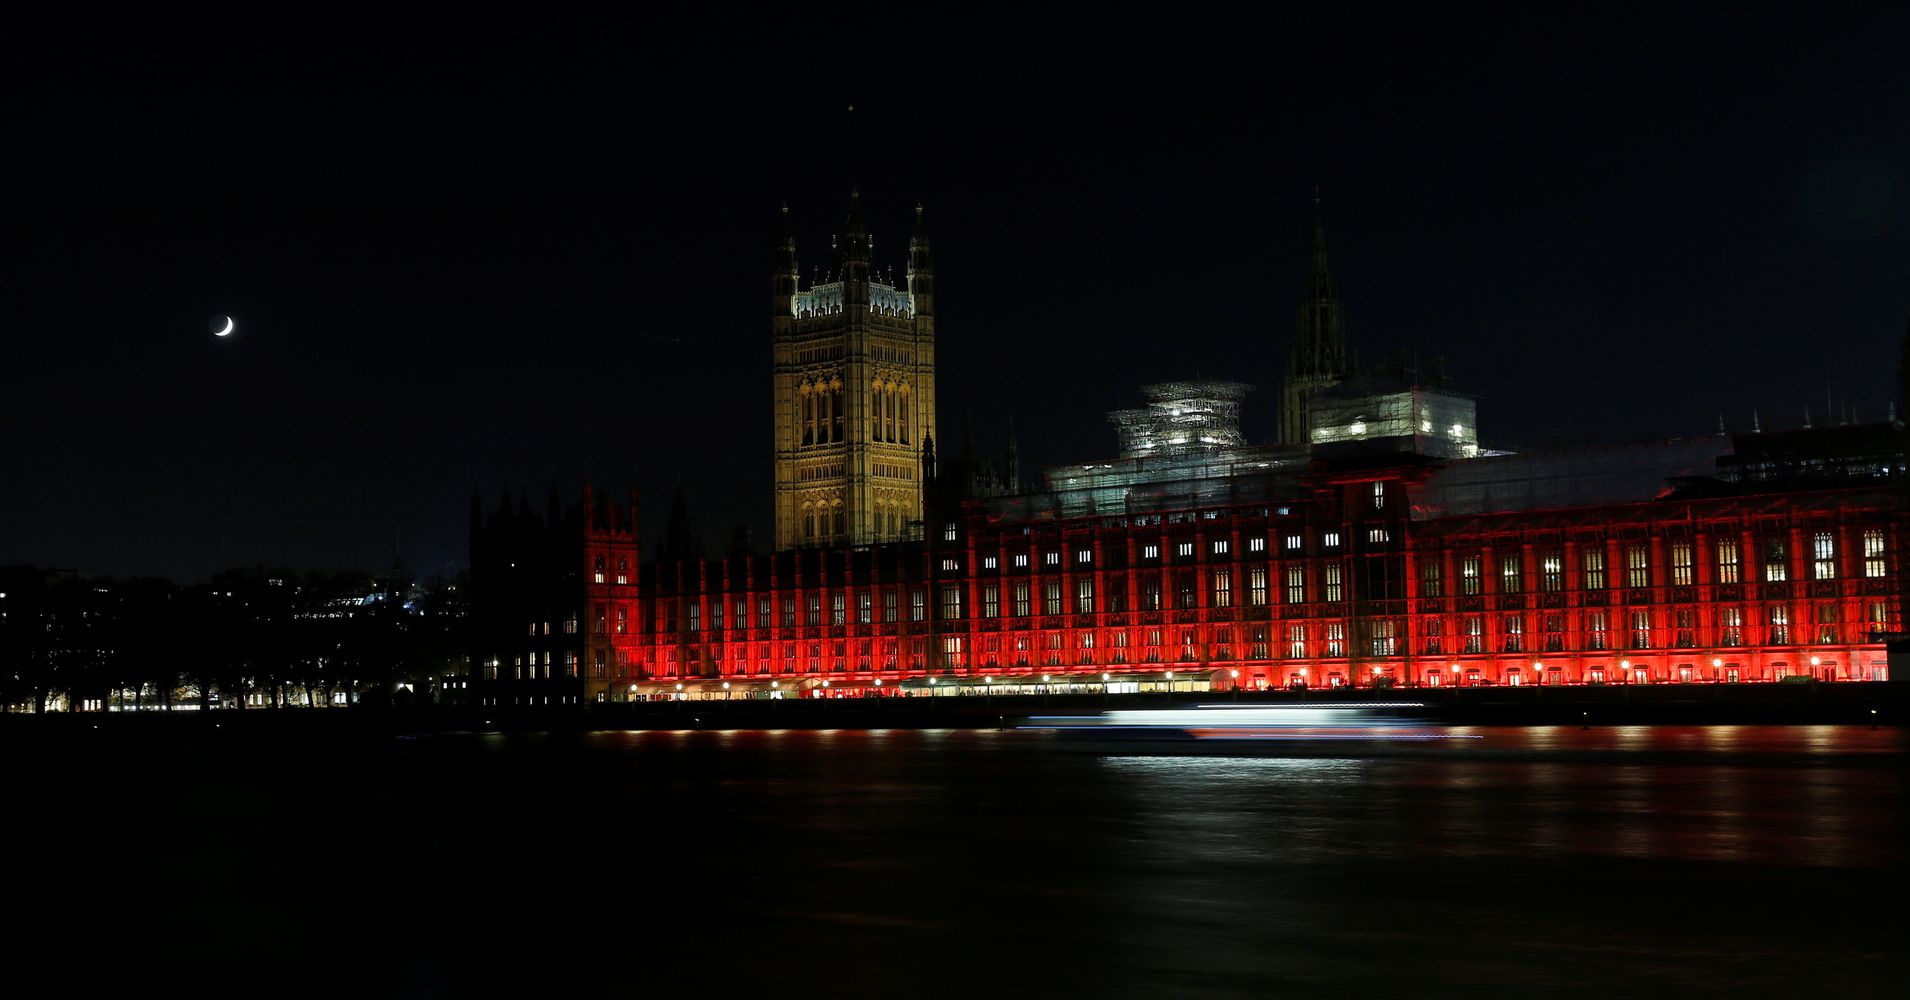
xmin=1108 ymin=381 xmax=1254 ymax=459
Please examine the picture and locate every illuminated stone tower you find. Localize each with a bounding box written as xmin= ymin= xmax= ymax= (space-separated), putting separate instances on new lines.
xmin=1279 ymin=193 xmax=1356 ymax=444
xmin=773 ymin=193 xmax=937 ymax=549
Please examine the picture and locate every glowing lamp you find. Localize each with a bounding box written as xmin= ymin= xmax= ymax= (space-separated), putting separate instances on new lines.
xmin=1810 ymin=656 xmax=1822 ymax=666
xmin=1712 ymin=658 xmax=1723 ymax=668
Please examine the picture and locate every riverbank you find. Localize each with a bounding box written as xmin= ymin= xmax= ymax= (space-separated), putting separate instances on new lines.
xmin=2 ymin=681 xmax=1901 ymax=735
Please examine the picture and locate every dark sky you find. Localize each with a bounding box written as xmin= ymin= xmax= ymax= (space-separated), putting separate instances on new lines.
xmin=6 ymin=6 xmax=1907 ymax=581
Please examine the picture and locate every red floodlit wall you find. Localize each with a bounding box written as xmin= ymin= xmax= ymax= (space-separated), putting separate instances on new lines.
xmin=575 ymin=480 xmax=1903 ymax=699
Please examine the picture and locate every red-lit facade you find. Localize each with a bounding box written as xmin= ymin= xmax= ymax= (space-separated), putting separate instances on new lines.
xmin=568 ymin=472 xmax=1901 ymax=701
xmin=469 ymin=196 xmax=1907 ymax=707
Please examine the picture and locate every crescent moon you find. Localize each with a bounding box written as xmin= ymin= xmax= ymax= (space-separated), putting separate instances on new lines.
xmin=214 ymin=316 xmax=234 ymax=337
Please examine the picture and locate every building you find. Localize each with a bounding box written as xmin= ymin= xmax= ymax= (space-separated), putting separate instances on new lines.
xmin=471 ymin=196 xmax=1905 ymax=706
xmin=772 ymin=194 xmax=938 ymax=550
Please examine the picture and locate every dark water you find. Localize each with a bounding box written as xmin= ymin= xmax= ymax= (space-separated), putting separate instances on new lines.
xmin=20 ymin=724 xmax=1906 ymax=998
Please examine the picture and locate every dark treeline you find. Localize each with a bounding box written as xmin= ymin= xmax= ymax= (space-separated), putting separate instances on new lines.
xmin=0 ymin=564 xmax=468 ymax=712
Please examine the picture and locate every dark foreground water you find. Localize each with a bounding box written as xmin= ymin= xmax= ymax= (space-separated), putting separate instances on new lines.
xmin=17 ymin=724 xmax=1905 ymax=998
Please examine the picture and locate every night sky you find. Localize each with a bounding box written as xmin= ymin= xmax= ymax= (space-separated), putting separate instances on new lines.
xmin=7 ymin=6 xmax=1907 ymax=581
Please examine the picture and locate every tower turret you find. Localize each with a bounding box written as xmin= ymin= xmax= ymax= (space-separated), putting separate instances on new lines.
xmin=907 ymin=203 xmax=934 ymax=317
xmin=773 ymin=203 xmax=799 ymax=321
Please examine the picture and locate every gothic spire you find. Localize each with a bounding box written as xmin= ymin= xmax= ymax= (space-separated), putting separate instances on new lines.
xmin=1311 ymin=187 xmax=1331 ymax=278
xmin=1291 ymin=191 xmax=1351 ymax=378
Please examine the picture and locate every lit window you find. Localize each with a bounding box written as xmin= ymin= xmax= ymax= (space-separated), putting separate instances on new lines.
xmin=1014 ymin=554 xmax=1029 ymax=568
xmin=1373 ymin=482 xmax=1386 ymax=508
xmin=1077 ymin=549 xmax=1094 ymax=565
xmin=1719 ymin=606 xmax=1742 ymax=646
xmin=1213 ymin=569 xmax=1232 ymax=609
xmin=983 ymin=555 xmax=998 ymax=570
xmin=1864 ymin=529 xmax=1886 ymax=578
xmin=1768 ymin=604 xmax=1789 ymax=644
xmin=1812 ymin=532 xmax=1836 ymax=580
xmin=1248 ymin=566 xmax=1268 ymax=606
xmin=1076 ymin=577 xmax=1096 ymax=613
xmin=1541 ymin=554 xmax=1563 ymax=592
xmin=1583 ymin=549 xmax=1606 ymax=590
xmin=1012 ymin=582 xmax=1031 ymax=617
xmin=1503 ymin=614 xmax=1524 ymax=652
xmin=1212 ymin=540 xmax=1229 ymax=555
xmin=1248 ymin=537 xmax=1265 ymax=553
xmin=1326 ymin=622 xmax=1345 ymax=657
xmin=1323 ymin=532 xmax=1341 ymax=548
xmin=1421 ymin=560 xmax=1443 ymax=598
xmin=1630 ymin=610 xmax=1651 ymax=649
xmin=1323 ymin=564 xmax=1343 ymax=602
xmin=1177 ymin=542 xmax=1194 ymax=558
xmin=940 ymin=586 xmax=962 ymax=621
xmin=983 ymin=584 xmax=1000 ymax=618
xmin=940 ymin=557 xmax=959 ymax=572
xmin=1286 ymin=624 xmax=1307 ymax=659
xmin=1043 ymin=551 xmax=1060 ymax=567
xmin=911 ymin=590 xmax=926 ymax=622
xmin=1715 ymin=539 xmax=1740 ymax=584
xmin=1044 ymin=580 xmax=1063 ymax=615
xmin=1368 ymin=527 xmax=1389 ymax=544
xmin=1143 ymin=544 xmax=1160 ymax=560
xmin=1500 ymin=555 xmax=1522 ymax=594
xmin=1671 ymin=543 xmax=1693 ymax=587
xmin=1626 ymin=544 xmax=1649 ymax=589
xmin=943 ymin=522 xmax=957 ymax=542
xmin=1763 ymin=539 xmax=1788 ymax=583
xmin=1285 ymin=566 xmax=1305 ymax=604
xmin=1285 ymin=534 xmax=1303 ymax=551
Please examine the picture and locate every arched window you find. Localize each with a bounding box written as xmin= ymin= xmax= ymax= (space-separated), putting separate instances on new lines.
xmin=834 ymin=510 xmax=846 ymax=536
xmin=592 ymin=555 xmax=606 ymax=584
xmin=801 ymin=393 xmax=814 ymax=446
xmin=832 ymin=386 xmax=845 ymax=443
xmin=615 ymin=558 xmax=628 ymax=585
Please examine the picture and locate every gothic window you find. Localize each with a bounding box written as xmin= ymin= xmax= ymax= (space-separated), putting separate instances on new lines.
xmin=1763 ymin=539 xmax=1788 ymax=583
xmin=1812 ymin=532 xmax=1836 ymax=580
xmin=1583 ymin=549 xmax=1607 ymax=590
xmin=1626 ymin=544 xmax=1649 ymax=589
xmin=593 ymin=555 xmax=605 ymax=584
xmin=1716 ymin=539 xmax=1741 ymax=584
xmin=1500 ymin=555 xmax=1522 ymax=594
xmin=1719 ymin=606 xmax=1742 ymax=646
xmin=1864 ymin=529 xmax=1886 ymax=578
